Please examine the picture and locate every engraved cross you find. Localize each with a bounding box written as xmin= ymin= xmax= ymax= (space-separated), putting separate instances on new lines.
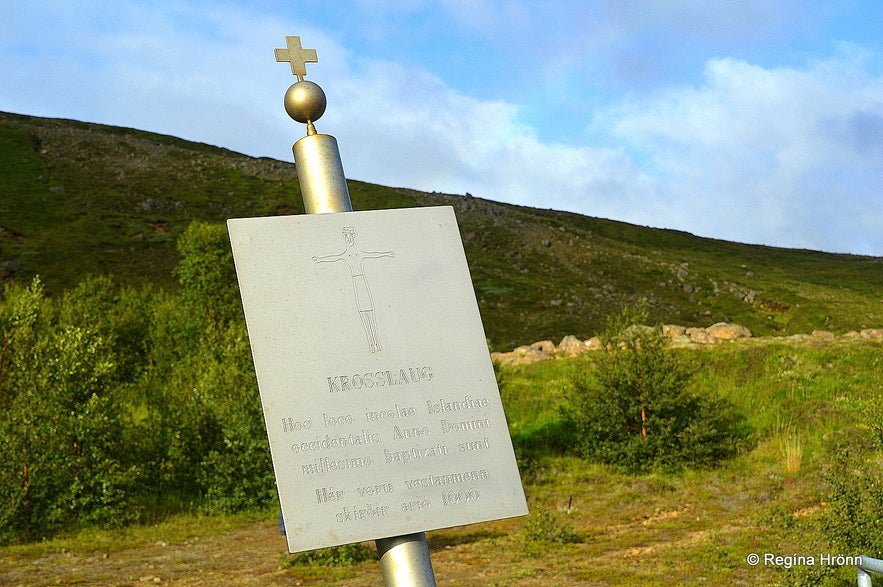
xmin=275 ymin=36 xmax=318 ymax=81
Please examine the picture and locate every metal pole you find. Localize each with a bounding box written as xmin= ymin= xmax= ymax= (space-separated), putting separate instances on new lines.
xmin=376 ymin=534 xmax=438 ymax=587
xmin=278 ymin=38 xmax=438 ymax=586
xmin=857 ymin=556 xmax=883 ymax=587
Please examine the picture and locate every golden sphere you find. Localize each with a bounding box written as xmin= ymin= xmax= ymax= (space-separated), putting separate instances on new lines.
xmin=283 ymin=80 xmax=326 ymax=124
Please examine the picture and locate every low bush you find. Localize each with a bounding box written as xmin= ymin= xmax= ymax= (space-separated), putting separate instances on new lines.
xmin=566 ymin=303 xmax=751 ymax=472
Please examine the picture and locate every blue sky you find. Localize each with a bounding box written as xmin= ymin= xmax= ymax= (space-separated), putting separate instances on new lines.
xmin=2 ymin=1 xmax=881 ymax=255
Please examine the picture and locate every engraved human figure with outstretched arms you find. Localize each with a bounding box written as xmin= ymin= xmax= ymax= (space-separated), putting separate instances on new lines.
xmin=312 ymin=226 xmax=395 ymax=353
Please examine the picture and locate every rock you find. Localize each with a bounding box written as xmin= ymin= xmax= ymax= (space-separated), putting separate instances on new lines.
xmin=558 ymin=335 xmax=586 ymax=355
xmin=663 ymin=324 xmax=686 ymax=338
xmin=491 ymin=347 xmax=554 ymax=366
xmin=491 ymin=323 xmax=883 ymax=367
xmin=522 ymin=349 xmax=555 ymax=363
xmin=530 ymin=340 xmax=557 ymax=353
xmin=706 ymin=323 xmax=752 ymax=340
xmin=686 ymin=327 xmax=716 ymax=344
xmin=585 ymin=336 xmax=603 ymax=350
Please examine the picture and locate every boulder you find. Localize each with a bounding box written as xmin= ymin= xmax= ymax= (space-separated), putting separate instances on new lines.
xmin=663 ymin=324 xmax=686 ymax=338
xmin=558 ymin=335 xmax=586 ymax=355
xmin=706 ymin=323 xmax=752 ymax=340
xmin=530 ymin=340 xmax=557 ymax=353
xmin=686 ymin=327 xmax=716 ymax=344
xmin=811 ymin=330 xmax=836 ymax=340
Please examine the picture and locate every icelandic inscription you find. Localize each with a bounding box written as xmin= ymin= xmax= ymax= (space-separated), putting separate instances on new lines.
xmin=402 ymin=497 xmax=431 ymax=512
xmin=327 ymin=366 xmax=433 ymax=392
xmin=316 ymin=486 xmax=345 ymax=503
xmin=335 ymin=503 xmax=390 ymax=523
xmin=442 ymin=487 xmax=480 ymax=507
xmin=403 ymin=469 xmax=490 ymax=490
xmin=357 ymin=483 xmax=393 ymax=497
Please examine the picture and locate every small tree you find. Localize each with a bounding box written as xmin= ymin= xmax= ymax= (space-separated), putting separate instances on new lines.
xmin=568 ymin=303 xmax=749 ymax=472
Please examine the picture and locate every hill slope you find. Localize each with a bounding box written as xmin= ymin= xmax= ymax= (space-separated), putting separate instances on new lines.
xmin=1 ymin=111 xmax=881 ymax=349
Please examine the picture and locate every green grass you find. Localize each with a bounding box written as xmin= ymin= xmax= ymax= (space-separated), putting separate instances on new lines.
xmin=498 ymin=337 xmax=882 ymax=584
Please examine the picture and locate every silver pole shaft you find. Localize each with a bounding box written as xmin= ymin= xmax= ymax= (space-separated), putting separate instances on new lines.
xmin=293 ymin=129 xmax=438 ymax=587
xmin=376 ymin=533 xmax=438 ymax=587
xmin=292 ymin=133 xmax=353 ymax=214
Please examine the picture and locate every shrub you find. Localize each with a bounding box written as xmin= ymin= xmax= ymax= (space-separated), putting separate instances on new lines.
xmin=821 ymin=425 xmax=883 ymax=556
xmin=567 ymin=303 xmax=750 ymax=472
xmin=521 ymin=506 xmax=580 ymax=544
xmin=0 ymin=278 xmax=140 ymax=543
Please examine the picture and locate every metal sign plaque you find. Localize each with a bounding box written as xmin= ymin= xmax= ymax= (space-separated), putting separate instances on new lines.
xmin=228 ymin=206 xmax=528 ymax=553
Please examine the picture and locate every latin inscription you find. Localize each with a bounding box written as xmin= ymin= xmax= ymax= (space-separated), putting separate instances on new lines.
xmin=459 ymin=438 xmax=491 ymax=453
xmin=290 ymin=430 xmax=379 ymax=454
xmin=301 ymin=455 xmax=374 ymax=475
xmin=427 ymin=395 xmax=489 ymax=414
xmin=282 ymin=417 xmax=312 ymax=432
xmin=393 ymin=425 xmax=431 ymax=439
xmin=323 ymin=412 xmax=354 ymax=426
xmin=366 ymin=403 xmax=416 ymax=421
xmin=441 ymin=418 xmax=490 ymax=433
xmin=384 ymin=443 xmax=448 ymax=464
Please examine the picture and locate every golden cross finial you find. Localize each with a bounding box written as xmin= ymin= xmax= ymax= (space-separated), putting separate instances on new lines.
xmin=275 ymin=36 xmax=318 ymax=81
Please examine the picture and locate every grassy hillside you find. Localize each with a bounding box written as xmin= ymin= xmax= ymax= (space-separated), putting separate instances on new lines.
xmin=1 ymin=111 xmax=881 ymax=349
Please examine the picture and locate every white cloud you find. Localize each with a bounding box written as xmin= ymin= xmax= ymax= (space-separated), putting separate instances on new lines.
xmin=597 ymin=45 xmax=883 ymax=253
xmin=317 ymin=58 xmax=661 ymax=225
xmin=311 ymin=41 xmax=881 ymax=254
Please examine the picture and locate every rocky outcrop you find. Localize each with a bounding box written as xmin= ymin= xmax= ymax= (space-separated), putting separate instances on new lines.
xmin=490 ymin=323 xmax=883 ymax=366
xmin=706 ymin=322 xmax=752 ymax=340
